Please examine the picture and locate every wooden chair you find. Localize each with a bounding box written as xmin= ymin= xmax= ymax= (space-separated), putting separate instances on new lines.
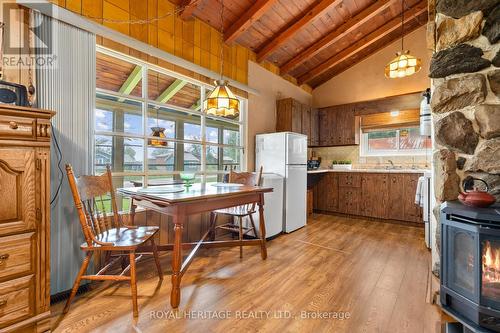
xmin=209 ymin=167 xmax=263 ymax=258
xmin=64 ymin=164 xmax=163 ymax=317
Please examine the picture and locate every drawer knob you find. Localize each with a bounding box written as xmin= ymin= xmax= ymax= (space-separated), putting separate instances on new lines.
xmin=0 ymin=253 xmax=9 ymax=265
xmin=0 ymin=299 xmax=6 ymax=307
xmin=8 ymin=121 xmax=18 ymax=129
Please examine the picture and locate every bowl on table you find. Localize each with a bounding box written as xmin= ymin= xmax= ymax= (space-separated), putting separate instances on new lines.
xmin=180 ymin=172 xmax=196 ymax=188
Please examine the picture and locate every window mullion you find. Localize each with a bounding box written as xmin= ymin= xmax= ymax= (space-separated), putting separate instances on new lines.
xmin=142 ymin=64 xmax=149 ymax=186
xmin=200 ymin=86 xmax=206 ymax=182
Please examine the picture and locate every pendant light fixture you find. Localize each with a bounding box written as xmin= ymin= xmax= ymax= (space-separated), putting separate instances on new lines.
xmin=385 ymin=0 xmax=422 ymax=79
xmin=204 ymin=0 xmax=240 ymax=119
xmin=149 ymin=75 xmax=168 ymax=147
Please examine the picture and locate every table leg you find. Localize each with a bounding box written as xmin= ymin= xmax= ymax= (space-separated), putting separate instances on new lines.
xmin=130 ymin=199 xmax=136 ymax=225
xmin=258 ymin=195 xmax=267 ymax=260
xmin=171 ymin=214 xmax=184 ymax=308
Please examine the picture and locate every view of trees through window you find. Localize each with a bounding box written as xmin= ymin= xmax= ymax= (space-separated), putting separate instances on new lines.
xmin=94 ymin=49 xmax=245 ymax=204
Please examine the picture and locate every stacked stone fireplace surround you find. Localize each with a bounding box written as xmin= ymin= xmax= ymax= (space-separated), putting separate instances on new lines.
xmin=429 ymin=0 xmax=499 ymax=274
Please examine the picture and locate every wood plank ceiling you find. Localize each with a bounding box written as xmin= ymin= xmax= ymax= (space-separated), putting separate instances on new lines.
xmin=172 ymin=0 xmax=428 ymax=88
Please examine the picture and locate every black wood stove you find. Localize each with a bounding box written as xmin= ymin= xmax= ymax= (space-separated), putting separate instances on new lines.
xmin=441 ymin=201 xmax=500 ymax=332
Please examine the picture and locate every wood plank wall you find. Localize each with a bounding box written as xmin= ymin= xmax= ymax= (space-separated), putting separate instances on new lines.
xmin=48 ymin=0 xmax=254 ymax=85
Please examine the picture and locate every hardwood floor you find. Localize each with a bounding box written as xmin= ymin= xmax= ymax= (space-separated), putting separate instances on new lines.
xmin=51 ymin=214 xmax=450 ymax=333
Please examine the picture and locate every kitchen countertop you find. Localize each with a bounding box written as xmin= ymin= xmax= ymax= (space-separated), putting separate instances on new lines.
xmin=307 ymin=168 xmax=431 ymax=175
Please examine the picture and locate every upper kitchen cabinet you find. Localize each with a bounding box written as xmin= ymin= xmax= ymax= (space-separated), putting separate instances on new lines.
xmin=276 ymin=98 xmax=302 ymax=134
xmin=276 ymin=98 xmax=316 ymax=146
xmin=317 ymin=106 xmax=360 ymax=147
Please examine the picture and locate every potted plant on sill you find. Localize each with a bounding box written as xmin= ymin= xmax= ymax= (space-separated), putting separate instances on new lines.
xmin=331 ymin=160 xmax=352 ymax=170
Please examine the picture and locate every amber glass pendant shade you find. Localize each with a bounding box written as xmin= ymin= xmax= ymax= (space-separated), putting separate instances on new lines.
xmin=385 ymin=50 xmax=422 ymax=79
xmin=148 ymin=126 xmax=167 ymax=147
xmin=204 ymin=80 xmax=240 ymax=119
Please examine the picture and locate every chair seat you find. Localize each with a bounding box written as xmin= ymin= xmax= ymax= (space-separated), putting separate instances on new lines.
xmin=214 ymin=205 xmax=256 ymax=217
xmin=81 ymin=226 xmax=159 ymax=248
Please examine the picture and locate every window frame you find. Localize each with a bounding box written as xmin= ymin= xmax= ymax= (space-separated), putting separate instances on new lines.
xmin=359 ymin=126 xmax=431 ymax=157
xmin=94 ymin=46 xmax=247 ymax=184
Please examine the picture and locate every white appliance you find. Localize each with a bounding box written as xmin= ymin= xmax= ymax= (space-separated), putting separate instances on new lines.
xmin=416 ymin=171 xmax=432 ymax=248
xmin=255 ymin=132 xmax=307 ymax=233
xmin=247 ymin=173 xmax=284 ymax=239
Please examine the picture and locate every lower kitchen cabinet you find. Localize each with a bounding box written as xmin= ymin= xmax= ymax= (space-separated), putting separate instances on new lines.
xmin=403 ymin=174 xmax=423 ymax=222
xmin=360 ymin=174 xmax=388 ymax=219
xmin=339 ymin=187 xmax=361 ymax=215
xmin=387 ymin=174 xmax=406 ymax=221
xmin=313 ymin=172 xmax=423 ymax=224
xmin=316 ymin=173 xmax=339 ymax=212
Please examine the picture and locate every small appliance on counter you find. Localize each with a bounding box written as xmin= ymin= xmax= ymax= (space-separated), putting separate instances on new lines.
xmin=307 ymin=160 xmax=321 ymax=170
xmin=307 ymin=151 xmax=321 ymax=170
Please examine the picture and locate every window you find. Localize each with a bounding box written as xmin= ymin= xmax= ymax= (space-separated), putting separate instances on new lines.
xmin=94 ymin=48 xmax=246 ymax=208
xmin=360 ymin=127 xmax=432 ymax=156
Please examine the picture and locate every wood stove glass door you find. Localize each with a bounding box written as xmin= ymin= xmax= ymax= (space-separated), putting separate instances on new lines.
xmin=481 ymin=232 xmax=500 ymax=309
xmin=447 ymin=225 xmax=479 ymax=302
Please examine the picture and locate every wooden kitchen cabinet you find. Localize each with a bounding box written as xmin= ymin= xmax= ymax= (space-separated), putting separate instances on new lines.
xmin=312 ymin=171 xmax=423 ymax=224
xmin=276 ymin=98 xmax=318 ymax=146
xmin=360 ymin=174 xmax=389 ymax=219
xmin=276 ymin=98 xmax=302 ymax=133
xmin=317 ymin=106 xmax=359 ymax=147
xmin=316 ymin=173 xmax=339 ymax=212
xmin=310 ymin=109 xmax=319 ymax=146
xmin=301 ymin=104 xmax=311 ymax=146
xmin=387 ymin=174 xmax=406 ymax=221
xmin=403 ymin=174 xmax=423 ymax=222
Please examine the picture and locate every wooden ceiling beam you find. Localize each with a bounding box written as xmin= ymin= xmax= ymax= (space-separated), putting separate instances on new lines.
xmin=224 ymin=0 xmax=279 ymax=44
xmin=156 ymin=79 xmax=187 ymax=103
xmin=179 ymin=0 xmax=199 ymax=20
xmin=298 ymin=1 xmax=427 ymax=85
xmin=281 ymin=0 xmax=394 ymax=75
xmin=256 ymin=0 xmax=343 ymax=62
xmin=117 ymin=65 xmax=142 ymax=101
xmin=311 ymin=20 xmax=426 ymax=87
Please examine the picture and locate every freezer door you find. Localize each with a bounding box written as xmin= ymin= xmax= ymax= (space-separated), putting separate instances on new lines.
xmin=286 ymin=133 xmax=307 ymax=165
xmin=255 ymin=133 xmax=286 ymax=176
xmin=284 ymin=164 xmax=307 ymax=233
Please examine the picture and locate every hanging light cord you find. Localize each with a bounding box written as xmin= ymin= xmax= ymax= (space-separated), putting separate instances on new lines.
xmin=400 ymin=0 xmax=405 ymax=51
xmin=219 ymin=0 xmax=225 ymax=82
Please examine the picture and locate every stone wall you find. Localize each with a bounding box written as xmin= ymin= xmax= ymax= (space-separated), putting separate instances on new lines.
xmin=430 ymin=0 xmax=500 ymax=274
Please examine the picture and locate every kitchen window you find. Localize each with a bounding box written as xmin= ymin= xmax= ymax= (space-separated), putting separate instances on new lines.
xmin=94 ymin=47 xmax=246 ymax=207
xmin=359 ymin=110 xmax=431 ymax=157
xmin=360 ymin=126 xmax=432 ymax=156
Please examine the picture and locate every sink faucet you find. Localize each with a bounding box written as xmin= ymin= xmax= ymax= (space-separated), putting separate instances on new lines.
xmin=388 ymin=160 xmax=394 ymax=168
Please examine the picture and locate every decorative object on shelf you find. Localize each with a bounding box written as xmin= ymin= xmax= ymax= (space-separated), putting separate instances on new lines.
xmin=180 ymin=172 xmax=196 ymax=188
xmin=0 ymin=80 xmax=29 ymax=106
xmin=203 ymin=1 xmax=239 ymax=119
xmin=384 ymin=0 xmax=422 ymax=79
xmin=459 ymin=176 xmax=496 ymax=208
xmin=331 ymin=160 xmax=353 ymax=170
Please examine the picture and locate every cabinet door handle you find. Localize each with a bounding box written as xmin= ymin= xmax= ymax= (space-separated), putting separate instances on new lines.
xmin=0 ymin=299 xmax=6 ymax=307
xmin=0 ymin=253 xmax=9 ymax=265
xmin=8 ymin=121 xmax=18 ymax=130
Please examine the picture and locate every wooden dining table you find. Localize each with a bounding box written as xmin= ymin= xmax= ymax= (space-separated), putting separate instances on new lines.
xmin=117 ymin=182 xmax=273 ymax=308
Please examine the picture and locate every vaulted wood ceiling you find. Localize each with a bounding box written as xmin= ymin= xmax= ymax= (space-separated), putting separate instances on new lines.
xmin=173 ymin=0 xmax=428 ymax=88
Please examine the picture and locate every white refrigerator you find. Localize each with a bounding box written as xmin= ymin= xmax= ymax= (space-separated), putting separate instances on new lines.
xmin=255 ymin=132 xmax=307 ymax=233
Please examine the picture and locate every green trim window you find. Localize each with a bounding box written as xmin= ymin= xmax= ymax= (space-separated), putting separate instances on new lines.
xmin=94 ymin=47 xmax=246 ymax=199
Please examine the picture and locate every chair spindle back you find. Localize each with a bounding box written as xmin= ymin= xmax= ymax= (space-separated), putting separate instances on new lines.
xmin=66 ymin=164 xmax=122 ymax=246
